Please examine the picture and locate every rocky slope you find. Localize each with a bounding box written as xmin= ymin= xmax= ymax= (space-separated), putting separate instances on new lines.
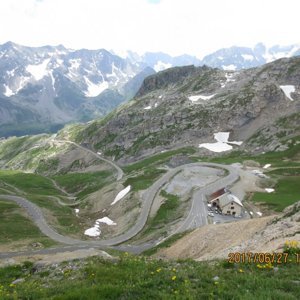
xmin=76 ymin=56 xmax=300 ymax=163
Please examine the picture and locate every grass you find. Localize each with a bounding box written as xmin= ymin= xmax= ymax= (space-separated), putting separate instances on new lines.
xmin=150 ymin=190 xmax=181 ymax=226
xmin=141 ymin=190 xmax=182 ymax=238
xmin=0 ymin=170 xmax=63 ymax=196
xmin=52 ymin=170 xmax=113 ymax=198
xmin=267 ymin=167 xmax=300 ymax=176
xmin=124 ymin=168 xmax=166 ymax=192
xmin=123 ymin=147 xmax=196 ymax=173
xmin=206 ymin=145 xmax=300 ymax=168
xmin=0 ymin=170 xmax=84 ymax=236
xmin=123 ymin=147 xmax=195 ymax=192
xmin=0 ymin=199 xmax=56 ymax=247
xmin=1 ymin=253 xmax=300 ymax=299
xmin=251 ymin=176 xmax=300 ymax=211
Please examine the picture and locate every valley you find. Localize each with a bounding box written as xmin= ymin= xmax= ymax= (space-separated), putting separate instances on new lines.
xmin=0 ymin=53 xmax=299 ymax=299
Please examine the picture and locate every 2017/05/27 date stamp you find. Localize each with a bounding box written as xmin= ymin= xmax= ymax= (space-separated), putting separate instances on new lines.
xmin=228 ymin=252 xmax=300 ymax=264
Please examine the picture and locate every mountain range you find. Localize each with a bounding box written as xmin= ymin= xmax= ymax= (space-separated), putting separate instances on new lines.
xmin=0 ymin=41 xmax=300 ymax=137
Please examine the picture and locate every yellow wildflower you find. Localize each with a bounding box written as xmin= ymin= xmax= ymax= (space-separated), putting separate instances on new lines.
xmin=171 ymin=275 xmax=177 ymax=281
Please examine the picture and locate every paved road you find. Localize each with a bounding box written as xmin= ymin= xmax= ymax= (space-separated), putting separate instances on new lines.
xmin=60 ymin=140 xmax=124 ymax=181
xmin=0 ymin=162 xmax=239 ymax=258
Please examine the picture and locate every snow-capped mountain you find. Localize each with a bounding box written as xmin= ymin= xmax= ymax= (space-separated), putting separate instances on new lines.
xmin=1 ymin=41 xmax=300 ymax=137
xmin=0 ymin=42 xmax=154 ymax=136
xmin=201 ymin=43 xmax=300 ymax=70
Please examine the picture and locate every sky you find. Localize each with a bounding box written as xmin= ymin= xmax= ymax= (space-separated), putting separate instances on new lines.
xmin=0 ymin=0 xmax=299 ymax=58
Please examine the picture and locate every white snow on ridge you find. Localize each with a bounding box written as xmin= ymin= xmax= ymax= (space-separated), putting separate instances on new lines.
xmin=225 ymin=73 xmax=236 ymax=82
xmin=199 ymin=131 xmax=243 ymax=153
xmin=154 ymin=61 xmax=172 ymax=72
xmin=26 ymin=58 xmax=50 ymax=81
xmin=111 ymin=185 xmax=131 ymax=205
xmin=280 ymin=85 xmax=295 ymax=101
xmin=241 ymin=54 xmax=254 ymax=61
xmin=84 ymin=77 xmax=109 ymax=97
xmin=144 ymin=105 xmax=152 ymax=110
xmin=188 ymin=94 xmax=215 ymax=102
xmin=69 ymin=58 xmax=81 ymax=70
xmin=222 ymin=64 xmax=237 ymax=71
xmin=3 ymin=84 xmax=14 ymax=97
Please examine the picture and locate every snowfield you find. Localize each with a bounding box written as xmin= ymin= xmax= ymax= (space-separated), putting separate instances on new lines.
xmin=84 ymin=77 xmax=109 ymax=97
xmin=96 ymin=217 xmax=117 ymax=226
xmin=280 ymin=85 xmax=295 ymax=101
xmin=222 ymin=64 xmax=237 ymax=71
xmin=153 ymin=61 xmax=172 ymax=72
xmin=111 ymin=185 xmax=131 ymax=205
xmin=26 ymin=59 xmax=50 ymax=81
xmin=84 ymin=216 xmax=117 ymax=237
xmin=188 ymin=94 xmax=215 ymax=102
xmin=84 ymin=225 xmax=101 ymax=237
xmin=199 ymin=132 xmax=243 ymax=152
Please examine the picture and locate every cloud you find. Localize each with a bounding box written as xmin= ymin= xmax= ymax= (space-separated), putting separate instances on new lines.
xmin=0 ymin=0 xmax=299 ymax=57
xmin=147 ymin=0 xmax=162 ymax=4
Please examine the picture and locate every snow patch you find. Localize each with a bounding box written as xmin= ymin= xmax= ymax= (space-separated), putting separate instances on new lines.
xmin=7 ymin=69 xmax=16 ymax=77
xmin=3 ymin=85 xmax=14 ymax=97
xmin=199 ymin=142 xmax=233 ymax=153
xmin=188 ymin=94 xmax=215 ymax=102
xmin=111 ymin=185 xmax=131 ymax=205
xmin=263 ymin=164 xmax=271 ymax=169
xmin=69 ymin=58 xmax=81 ymax=70
xmin=225 ymin=73 xmax=236 ymax=82
xmin=84 ymin=226 xmax=101 ymax=237
xmin=26 ymin=59 xmax=50 ymax=80
xmin=241 ymin=54 xmax=254 ymax=61
xmin=96 ymin=217 xmax=117 ymax=226
xmin=199 ymin=132 xmax=243 ymax=153
xmin=144 ymin=105 xmax=152 ymax=110
xmin=280 ymin=85 xmax=295 ymax=101
xmin=153 ymin=61 xmax=172 ymax=72
xmin=222 ymin=64 xmax=237 ymax=71
xmin=84 ymin=77 xmax=109 ymax=97
xmin=154 ymin=103 xmax=158 ymax=108
xmin=265 ymin=188 xmax=275 ymax=193
xmin=256 ymin=211 xmax=263 ymax=217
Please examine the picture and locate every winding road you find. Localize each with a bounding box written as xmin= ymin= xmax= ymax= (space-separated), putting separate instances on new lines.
xmin=0 ymin=160 xmax=239 ymax=258
xmin=62 ymin=140 xmax=124 ymax=181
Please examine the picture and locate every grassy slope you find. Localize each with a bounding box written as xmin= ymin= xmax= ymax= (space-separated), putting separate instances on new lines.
xmin=52 ymin=170 xmax=113 ymax=198
xmin=0 ymin=200 xmax=56 ymax=247
xmin=0 ymin=254 xmax=300 ymax=299
xmin=0 ymin=171 xmax=83 ymax=236
xmin=252 ymin=176 xmax=300 ymax=211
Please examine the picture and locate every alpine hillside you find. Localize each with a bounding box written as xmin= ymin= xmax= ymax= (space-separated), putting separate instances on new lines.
xmin=75 ymin=56 xmax=300 ymax=163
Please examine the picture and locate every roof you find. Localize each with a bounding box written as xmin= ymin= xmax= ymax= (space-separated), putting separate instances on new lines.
xmin=208 ymin=188 xmax=227 ymax=201
xmin=227 ymin=194 xmax=243 ymax=207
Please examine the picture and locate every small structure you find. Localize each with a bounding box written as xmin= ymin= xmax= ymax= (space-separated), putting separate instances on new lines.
xmin=208 ymin=188 xmax=243 ymax=216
